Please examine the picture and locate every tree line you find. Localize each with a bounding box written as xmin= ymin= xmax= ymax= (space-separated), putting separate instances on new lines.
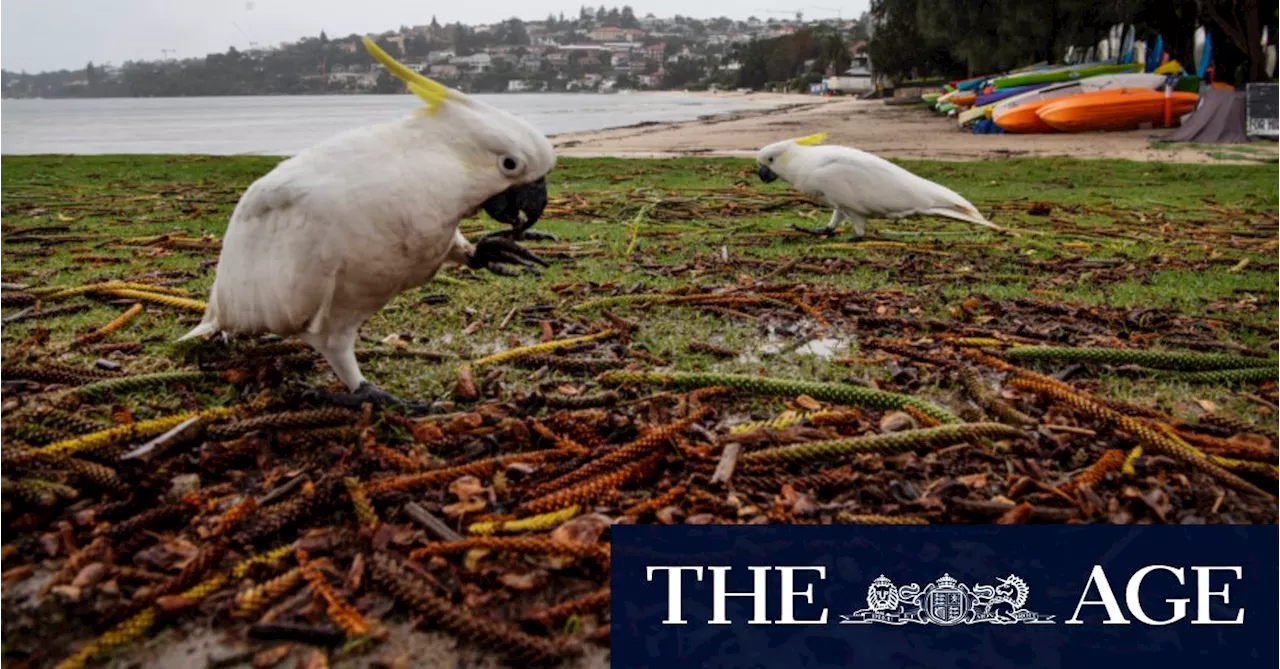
xmin=729 ymin=25 xmax=864 ymax=91
xmin=868 ymin=0 xmax=1277 ymax=86
xmin=1 ymin=6 xmax=796 ymax=98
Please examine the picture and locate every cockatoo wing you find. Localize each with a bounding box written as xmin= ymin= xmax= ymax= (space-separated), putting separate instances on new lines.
xmin=181 ymin=125 xmax=472 ymax=341
xmin=798 ymin=150 xmax=997 ymax=229
xmin=196 ymin=174 xmax=343 ymax=338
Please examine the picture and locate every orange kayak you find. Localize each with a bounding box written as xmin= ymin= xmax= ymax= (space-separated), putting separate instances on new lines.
xmin=949 ymin=92 xmax=977 ymax=106
xmin=1036 ymin=88 xmax=1199 ymax=132
xmin=992 ymin=98 xmax=1062 ymax=133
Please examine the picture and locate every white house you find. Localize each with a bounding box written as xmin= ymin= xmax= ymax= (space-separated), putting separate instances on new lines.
xmin=452 ymin=53 xmax=492 ymax=73
xmin=507 ymin=79 xmax=534 ymax=92
xmin=518 ymin=54 xmax=543 ymax=71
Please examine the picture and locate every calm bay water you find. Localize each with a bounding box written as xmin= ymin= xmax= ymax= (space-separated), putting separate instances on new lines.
xmin=0 ymin=93 xmax=777 ymax=155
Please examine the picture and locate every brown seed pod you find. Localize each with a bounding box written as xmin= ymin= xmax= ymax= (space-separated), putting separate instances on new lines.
xmin=369 ymin=552 xmax=578 ymax=667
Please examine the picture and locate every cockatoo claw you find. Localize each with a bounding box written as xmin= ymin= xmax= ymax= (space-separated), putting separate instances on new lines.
xmin=480 ymin=228 xmax=559 ymax=243
xmin=468 ymin=237 xmax=550 ymax=276
xmin=789 ymin=223 xmax=839 ymax=237
xmin=303 ymin=382 xmax=439 ymax=415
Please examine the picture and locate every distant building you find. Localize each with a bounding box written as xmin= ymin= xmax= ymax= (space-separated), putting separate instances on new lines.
xmin=428 ymin=63 xmax=460 ymax=78
xmin=452 ymin=53 xmax=492 ymax=73
xmin=516 ymin=54 xmax=541 ymax=72
xmin=639 ymin=43 xmax=665 ymax=61
xmin=587 ymin=26 xmax=646 ymax=42
xmin=638 ymin=71 xmax=664 ymax=88
xmin=507 ymin=79 xmax=534 ymax=92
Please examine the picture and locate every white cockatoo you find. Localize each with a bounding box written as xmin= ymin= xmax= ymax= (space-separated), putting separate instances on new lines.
xmin=755 ymin=133 xmax=1005 ymax=237
xmin=178 ymin=37 xmax=556 ymax=411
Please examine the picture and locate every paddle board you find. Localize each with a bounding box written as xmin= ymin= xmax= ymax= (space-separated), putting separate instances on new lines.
xmin=1194 ymin=27 xmax=1206 ymax=73
xmin=1146 ymin=35 xmax=1164 ymax=72
xmin=1198 ymin=31 xmax=1213 ymax=77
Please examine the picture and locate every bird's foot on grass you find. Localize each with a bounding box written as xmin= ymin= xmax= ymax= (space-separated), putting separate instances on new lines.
xmin=303 ymin=382 xmax=440 ymax=415
xmin=467 ymin=237 xmax=550 ymax=277
xmin=789 ymin=223 xmax=839 ymax=237
xmin=479 ymin=228 xmax=560 ymax=243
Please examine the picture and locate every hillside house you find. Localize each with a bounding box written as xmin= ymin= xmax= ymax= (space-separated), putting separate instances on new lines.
xmin=518 ymin=54 xmax=543 ymax=72
xmin=587 ymin=26 xmax=646 ymax=42
xmin=428 ymin=63 xmax=460 ymax=78
xmin=452 ymin=53 xmax=492 ymax=73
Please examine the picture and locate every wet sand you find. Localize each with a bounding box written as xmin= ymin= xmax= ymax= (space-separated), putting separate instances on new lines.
xmin=552 ymin=94 xmax=1279 ymax=164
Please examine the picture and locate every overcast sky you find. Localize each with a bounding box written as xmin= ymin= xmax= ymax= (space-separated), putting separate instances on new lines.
xmin=2 ymin=1 xmax=870 ymax=73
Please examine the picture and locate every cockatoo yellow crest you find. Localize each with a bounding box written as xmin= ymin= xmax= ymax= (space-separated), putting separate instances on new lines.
xmin=793 ymin=132 xmax=828 ymax=146
xmin=362 ymin=36 xmax=451 ymax=114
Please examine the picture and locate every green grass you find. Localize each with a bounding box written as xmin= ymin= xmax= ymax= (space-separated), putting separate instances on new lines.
xmin=2 ymin=154 xmax=1276 ymax=424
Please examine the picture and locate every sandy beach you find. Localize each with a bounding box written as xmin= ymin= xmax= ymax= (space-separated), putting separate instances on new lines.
xmin=552 ymin=92 xmax=1279 ymax=164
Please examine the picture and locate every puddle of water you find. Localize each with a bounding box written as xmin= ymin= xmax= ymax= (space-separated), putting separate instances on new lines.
xmin=794 ymin=337 xmax=851 ymax=358
xmin=741 ymin=336 xmax=855 ymax=363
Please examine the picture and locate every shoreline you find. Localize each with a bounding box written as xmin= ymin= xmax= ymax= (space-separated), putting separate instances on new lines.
xmin=2 ymin=91 xmax=1275 ymax=164
xmin=552 ymin=95 xmax=1280 ymax=165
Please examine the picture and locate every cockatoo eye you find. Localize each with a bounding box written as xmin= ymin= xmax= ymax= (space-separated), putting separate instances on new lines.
xmin=499 ymin=155 xmax=521 ymax=175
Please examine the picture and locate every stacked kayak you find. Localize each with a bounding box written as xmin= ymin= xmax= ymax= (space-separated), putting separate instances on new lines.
xmin=975 ymin=83 xmax=1051 ymax=107
xmin=1036 ymin=88 xmax=1200 ymax=132
xmin=994 ymin=97 xmax=1067 ymax=133
xmin=992 ymin=73 xmax=1173 ymax=131
xmin=909 ymin=25 xmax=1211 ymax=136
xmin=992 ymin=62 xmax=1141 ymax=89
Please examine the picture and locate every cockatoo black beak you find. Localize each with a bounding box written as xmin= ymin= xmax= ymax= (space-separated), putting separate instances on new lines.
xmin=483 ymin=177 xmax=547 ymax=233
xmin=757 ymin=164 xmax=779 ymax=183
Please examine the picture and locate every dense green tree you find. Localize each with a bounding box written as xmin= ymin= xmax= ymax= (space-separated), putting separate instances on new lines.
xmin=620 ymin=6 xmax=639 ymax=28
xmin=492 ymin=18 xmax=530 ymax=46
xmin=866 ymin=0 xmax=1275 ymax=82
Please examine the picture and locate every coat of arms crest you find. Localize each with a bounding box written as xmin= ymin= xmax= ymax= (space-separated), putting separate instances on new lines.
xmin=840 ymin=573 xmax=1055 ymax=626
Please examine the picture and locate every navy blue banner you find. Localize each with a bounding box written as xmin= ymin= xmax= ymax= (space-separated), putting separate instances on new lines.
xmin=611 ymin=525 xmax=1278 ymax=669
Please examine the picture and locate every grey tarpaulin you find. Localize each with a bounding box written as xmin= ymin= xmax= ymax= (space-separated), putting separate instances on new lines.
xmin=1165 ymin=86 xmax=1250 ymax=143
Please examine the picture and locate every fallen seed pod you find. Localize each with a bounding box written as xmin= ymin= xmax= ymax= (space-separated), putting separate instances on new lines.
xmin=75 ymin=371 xmax=216 ymax=402
xmin=600 ymin=370 xmax=962 ymax=424
xmin=1009 ymin=377 xmax=1274 ymax=500
xmin=1006 ymin=346 xmax=1276 ymax=372
xmin=742 ymin=423 xmax=1027 ymax=463
xmin=473 ymin=329 xmax=618 ymax=368
xmin=370 ymin=552 xmax=579 ymax=666
xmin=1059 ymin=449 xmax=1127 ymax=493
xmin=70 ymin=303 xmax=143 ymax=349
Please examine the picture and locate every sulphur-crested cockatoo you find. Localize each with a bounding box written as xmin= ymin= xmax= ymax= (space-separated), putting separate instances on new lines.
xmin=755 ymin=133 xmax=1004 ymax=237
xmin=178 ymin=37 xmax=555 ymax=411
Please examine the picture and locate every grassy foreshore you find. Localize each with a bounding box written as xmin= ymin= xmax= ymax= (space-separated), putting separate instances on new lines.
xmin=1 ymin=154 xmax=1277 ymax=668
xmin=3 ymin=155 xmax=1276 ymax=408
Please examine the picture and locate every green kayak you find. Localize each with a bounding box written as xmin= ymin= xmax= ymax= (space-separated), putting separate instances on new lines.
xmin=993 ymin=63 xmax=1141 ymax=89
